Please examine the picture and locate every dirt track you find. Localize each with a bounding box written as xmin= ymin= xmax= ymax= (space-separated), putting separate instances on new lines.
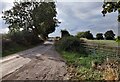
xmin=2 ymin=45 xmax=69 ymax=80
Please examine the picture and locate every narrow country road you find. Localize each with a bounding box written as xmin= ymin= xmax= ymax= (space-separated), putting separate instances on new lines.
xmin=1 ymin=42 xmax=69 ymax=80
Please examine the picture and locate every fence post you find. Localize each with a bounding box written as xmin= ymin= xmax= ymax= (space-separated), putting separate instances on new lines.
xmin=116 ymin=46 xmax=120 ymax=59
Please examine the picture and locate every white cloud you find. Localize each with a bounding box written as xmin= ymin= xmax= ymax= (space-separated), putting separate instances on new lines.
xmin=0 ymin=0 xmax=14 ymax=28
xmin=0 ymin=28 xmax=9 ymax=33
xmin=58 ymin=19 xmax=64 ymax=22
xmin=71 ymin=2 xmax=103 ymax=20
xmin=0 ymin=14 xmax=3 ymax=18
xmin=2 ymin=3 xmax=14 ymax=12
xmin=0 ymin=0 xmax=14 ymax=3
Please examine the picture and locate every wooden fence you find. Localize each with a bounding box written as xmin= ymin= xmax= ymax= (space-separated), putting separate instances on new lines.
xmin=81 ymin=43 xmax=120 ymax=58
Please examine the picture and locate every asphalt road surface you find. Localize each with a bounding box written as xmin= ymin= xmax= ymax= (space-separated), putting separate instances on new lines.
xmin=1 ymin=42 xmax=69 ymax=80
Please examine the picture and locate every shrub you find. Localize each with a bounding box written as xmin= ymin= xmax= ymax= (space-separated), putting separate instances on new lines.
xmin=2 ymin=39 xmax=21 ymax=56
xmin=76 ymin=32 xmax=85 ymax=38
xmin=9 ymin=31 xmax=27 ymax=45
xmin=61 ymin=29 xmax=70 ymax=38
xmin=2 ymin=39 xmax=12 ymax=51
xmin=9 ymin=30 xmax=43 ymax=45
xmin=55 ymin=36 xmax=86 ymax=54
xmin=21 ymin=30 xmax=43 ymax=45
xmin=96 ymin=33 xmax=104 ymax=40
xmin=76 ymin=31 xmax=94 ymax=39
xmin=116 ymin=36 xmax=120 ymax=42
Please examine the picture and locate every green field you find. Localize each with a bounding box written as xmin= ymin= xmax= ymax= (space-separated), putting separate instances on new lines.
xmin=81 ymin=38 xmax=119 ymax=47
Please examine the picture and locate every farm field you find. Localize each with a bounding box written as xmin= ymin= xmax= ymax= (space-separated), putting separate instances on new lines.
xmin=81 ymin=38 xmax=119 ymax=47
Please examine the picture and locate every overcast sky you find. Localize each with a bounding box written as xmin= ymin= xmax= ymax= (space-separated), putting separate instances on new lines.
xmin=0 ymin=0 xmax=118 ymax=37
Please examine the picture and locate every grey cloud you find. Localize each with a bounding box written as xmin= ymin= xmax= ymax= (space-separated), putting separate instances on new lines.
xmin=49 ymin=2 xmax=118 ymax=37
xmin=0 ymin=2 xmax=118 ymax=36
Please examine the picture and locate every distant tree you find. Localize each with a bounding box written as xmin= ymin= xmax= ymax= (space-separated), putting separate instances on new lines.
xmin=76 ymin=32 xmax=85 ymax=38
xmin=96 ymin=33 xmax=104 ymax=40
xmin=104 ymin=30 xmax=115 ymax=40
xmin=84 ymin=31 xmax=94 ymax=39
xmin=61 ymin=29 xmax=70 ymax=38
xmin=102 ymin=0 xmax=120 ymax=22
xmin=116 ymin=36 xmax=120 ymax=42
xmin=76 ymin=31 xmax=94 ymax=39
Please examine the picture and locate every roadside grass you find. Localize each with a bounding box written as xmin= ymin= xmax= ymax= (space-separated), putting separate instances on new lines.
xmin=59 ymin=50 xmax=120 ymax=80
xmin=60 ymin=51 xmax=106 ymax=80
xmin=80 ymin=38 xmax=119 ymax=47
xmin=2 ymin=42 xmax=40 ymax=57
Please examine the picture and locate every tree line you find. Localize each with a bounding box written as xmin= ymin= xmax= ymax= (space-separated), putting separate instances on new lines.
xmin=76 ymin=30 xmax=116 ymax=40
xmin=60 ymin=29 xmax=117 ymax=40
xmin=2 ymin=0 xmax=120 ymax=43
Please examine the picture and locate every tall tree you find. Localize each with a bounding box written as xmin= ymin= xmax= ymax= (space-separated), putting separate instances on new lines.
xmin=2 ymin=1 xmax=59 ymax=40
xmin=104 ymin=30 xmax=115 ymax=40
xmin=102 ymin=0 xmax=120 ymax=22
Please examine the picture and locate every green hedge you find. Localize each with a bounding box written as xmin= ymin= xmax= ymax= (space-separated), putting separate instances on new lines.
xmin=55 ymin=36 xmax=87 ymax=54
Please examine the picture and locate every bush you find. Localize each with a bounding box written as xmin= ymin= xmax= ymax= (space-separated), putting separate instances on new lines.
xmin=61 ymin=29 xmax=70 ymax=38
xmin=116 ymin=36 xmax=120 ymax=42
xmin=96 ymin=33 xmax=104 ymax=40
xmin=2 ymin=39 xmax=12 ymax=51
xmin=9 ymin=30 xmax=43 ymax=45
xmin=21 ymin=30 xmax=43 ymax=45
xmin=76 ymin=31 xmax=94 ymax=39
xmin=55 ymin=36 xmax=86 ymax=54
xmin=2 ymin=39 xmax=22 ymax=56
xmin=76 ymin=32 xmax=85 ymax=38
xmin=2 ymin=32 xmax=44 ymax=57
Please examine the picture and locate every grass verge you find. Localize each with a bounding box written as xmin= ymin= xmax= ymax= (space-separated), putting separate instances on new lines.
xmin=59 ymin=50 xmax=120 ymax=80
xmin=2 ymin=42 xmax=41 ymax=57
xmin=59 ymin=51 xmax=105 ymax=80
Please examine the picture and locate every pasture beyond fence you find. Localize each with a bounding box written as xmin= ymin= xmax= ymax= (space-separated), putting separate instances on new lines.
xmin=81 ymin=43 xmax=120 ymax=59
